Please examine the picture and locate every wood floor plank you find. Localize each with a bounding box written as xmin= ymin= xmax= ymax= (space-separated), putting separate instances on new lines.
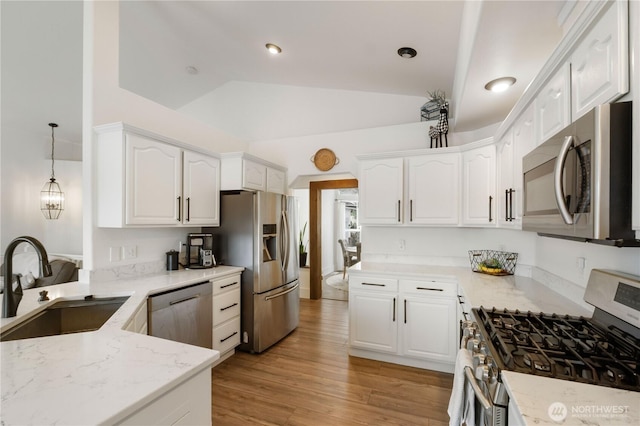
xmin=211 ymin=298 xmax=454 ymax=425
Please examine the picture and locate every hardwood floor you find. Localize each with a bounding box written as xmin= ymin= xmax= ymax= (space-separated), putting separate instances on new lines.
xmin=211 ymin=298 xmax=454 ymax=425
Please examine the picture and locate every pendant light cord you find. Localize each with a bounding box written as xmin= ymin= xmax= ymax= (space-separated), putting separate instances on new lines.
xmin=49 ymin=123 xmax=57 ymax=181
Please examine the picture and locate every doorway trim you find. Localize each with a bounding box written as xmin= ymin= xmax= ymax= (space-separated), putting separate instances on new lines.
xmin=309 ymin=178 xmax=358 ymax=299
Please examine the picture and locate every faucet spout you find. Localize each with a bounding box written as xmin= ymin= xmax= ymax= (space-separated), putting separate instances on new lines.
xmin=2 ymin=236 xmax=52 ymax=318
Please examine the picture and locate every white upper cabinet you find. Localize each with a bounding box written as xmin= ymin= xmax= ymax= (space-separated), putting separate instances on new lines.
xmin=408 ymin=154 xmax=460 ymax=225
xmin=358 ymin=158 xmax=404 ymax=225
xmin=571 ymin=0 xmax=629 ymax=120
xmin=125 ymin=133 xmax=182 ymax=226
xmin=511 ymin=104 xmax=536 ymax=223
xmin=535 ymin=62 xmax=571 ymax=144
xmin=497 ymin=104 xmax=535 ymax=229
xmin=496 ymin=130 xmax=515 ymax=228
xmin=242 ymin=158 xmax=267 ymax=191
xmin=95 ymin=123 xmax=221 ymax=228
xmin=182 ymin=151 xmax=221 ymax=226
xmin=221 ymin=153 xmax=287 ymax=194
xmin=461 ymin=143 xmax=496 ymax=226
xmin=266 ymin=167 xmax=286 ymax=194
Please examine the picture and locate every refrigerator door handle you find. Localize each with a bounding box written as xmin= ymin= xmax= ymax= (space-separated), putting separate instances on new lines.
xmin=280 ymin=210 xmax=289 ymax=271
xmin=265 ymin=282 xmax=299 ymax=301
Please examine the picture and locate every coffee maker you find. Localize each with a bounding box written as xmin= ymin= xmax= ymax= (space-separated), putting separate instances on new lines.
xmin=186 ymin=233 xmax=215 ymax=268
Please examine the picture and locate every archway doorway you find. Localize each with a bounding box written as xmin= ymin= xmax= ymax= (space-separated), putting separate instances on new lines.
xmin=309 ymin=178 xmax=358 ymax=299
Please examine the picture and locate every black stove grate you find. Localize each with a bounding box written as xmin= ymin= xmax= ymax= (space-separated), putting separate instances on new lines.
xmin=473 ymin=307 xmax=640 ymax=391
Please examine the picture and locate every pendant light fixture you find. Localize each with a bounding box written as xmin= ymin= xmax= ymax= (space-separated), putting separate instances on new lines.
xmin=40 ymin=123 xmax=64 ymax=219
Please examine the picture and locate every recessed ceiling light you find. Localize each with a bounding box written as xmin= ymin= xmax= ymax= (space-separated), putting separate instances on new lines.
xmin=185 ymin=66 xmax=198 ymax=75
xmin=484 ymin=77 xmax=516 ymax=93
xmin=266 ymin=43 xmax=282 ymax=55
xmin=397 ymin=47 xmax=417 ymax=58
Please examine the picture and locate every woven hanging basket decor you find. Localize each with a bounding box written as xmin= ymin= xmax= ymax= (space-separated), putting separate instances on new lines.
xmin=310 ymin=148 xmax=339 ymax=171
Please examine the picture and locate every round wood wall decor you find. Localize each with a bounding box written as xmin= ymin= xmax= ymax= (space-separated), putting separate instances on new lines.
xmin=311 ymin=148 xmax=339 ymax=171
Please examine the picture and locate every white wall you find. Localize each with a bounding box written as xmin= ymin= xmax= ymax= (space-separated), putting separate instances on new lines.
xmin=1 ymin=0 xmax=83 ymax=259
xmin=361 ymin=226 xmax=536 ymax=275
xmin=82 ymin=1 xmax=248 ymax=277
xmin=321 ymin=189 xmax=336 ymax=276
xmin=180 ymin=81 xmax=429 ymax=142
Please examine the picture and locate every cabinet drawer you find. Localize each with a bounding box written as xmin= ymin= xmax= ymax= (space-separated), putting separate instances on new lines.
xmin=349 ymin=276 xmax=398 ymax=292
xmin=212 ymin=274 xmax=241 ymax=295
xmin=213 ymin=317 xmax=241 ymax=354
xmin=213 ymin=288 xmax=240 ymax=326
xmin=399 ymin=280 xmax=457 ymax=297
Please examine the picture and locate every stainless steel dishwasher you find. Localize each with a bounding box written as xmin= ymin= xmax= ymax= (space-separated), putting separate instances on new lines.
xmin=147 ymin=281 xmax=213 ymax=349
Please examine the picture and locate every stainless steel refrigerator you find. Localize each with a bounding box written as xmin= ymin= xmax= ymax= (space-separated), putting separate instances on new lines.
xmin=205 ymin=190 xmax=299 ymax=353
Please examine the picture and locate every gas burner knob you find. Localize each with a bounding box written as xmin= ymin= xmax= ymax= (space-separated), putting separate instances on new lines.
xmin=473 ymin=353 xmax=486 ymax=368
xmin=466 ymin=338 xmax=481 ymax=352
xmin=475 ymin=365 xmax=493 ymax=382
xmin=461 ymin=320 xmax=476 ymax=329
xmin=479 ymin=341 xmax=491 ymax=355
xmin=485 ymin=356 xmax=496 ymax=370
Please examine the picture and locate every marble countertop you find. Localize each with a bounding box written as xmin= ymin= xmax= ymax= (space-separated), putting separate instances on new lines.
xmin=349 ymin=262 xmax=639 ymax=426
xmin=1 ymin=266 xmax=243 ymax=425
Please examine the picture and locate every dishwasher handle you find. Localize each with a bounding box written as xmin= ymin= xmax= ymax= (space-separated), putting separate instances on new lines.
xmin=169 ymin=294 xmax=200 ymax=306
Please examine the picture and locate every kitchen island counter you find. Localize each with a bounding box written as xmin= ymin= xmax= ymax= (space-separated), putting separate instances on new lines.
xmin=0 ymin=266 xmax=243 ymax=425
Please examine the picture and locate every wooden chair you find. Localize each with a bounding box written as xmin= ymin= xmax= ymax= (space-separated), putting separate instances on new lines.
xmin=338 ymin=239 xmax=358 ymax=279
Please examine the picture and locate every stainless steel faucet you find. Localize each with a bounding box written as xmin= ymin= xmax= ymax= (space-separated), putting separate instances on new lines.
xmin=2 ymin=236 xmax=52 ymax=318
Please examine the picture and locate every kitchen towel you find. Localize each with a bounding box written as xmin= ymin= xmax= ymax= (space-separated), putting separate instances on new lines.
xmin=447 ymin=348 xmax=476 ymax=426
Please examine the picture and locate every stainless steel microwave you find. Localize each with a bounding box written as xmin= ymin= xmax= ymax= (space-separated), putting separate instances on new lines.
xmin=522 ymin=101 xmax=638 ymax=246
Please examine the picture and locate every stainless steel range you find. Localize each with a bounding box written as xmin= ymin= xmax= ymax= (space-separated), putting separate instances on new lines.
xmin=459 ymin=269 xmax=640 ymax=425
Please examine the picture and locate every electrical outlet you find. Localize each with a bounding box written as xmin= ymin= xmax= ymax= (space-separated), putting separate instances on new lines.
xmin=123 ymin=245 xmax=137 ymax=260
xmin=109 ymin=247 xmax=121 ymax=263
xmin=576 ymin=257 xmax=586 ymax=270
xmin=398 ymin=239 xmax=405 ymax=251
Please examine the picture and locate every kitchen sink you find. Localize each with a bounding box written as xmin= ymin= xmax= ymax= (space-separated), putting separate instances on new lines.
xmin=0 ymin=296 xmax=129 ymax=342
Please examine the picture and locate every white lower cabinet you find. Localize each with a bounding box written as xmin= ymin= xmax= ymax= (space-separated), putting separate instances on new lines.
xmin=349 ymin=277 xmax=398 ymax=353
xmin=212 ymin=274 xmax=241 ymax=362
xmin=117 ymin=368 xmax=211 ymax=425
xmin=349 ymin=275 xmax=456 ymax=372
xmin=400 ymin=281 xmax=457 ymax=364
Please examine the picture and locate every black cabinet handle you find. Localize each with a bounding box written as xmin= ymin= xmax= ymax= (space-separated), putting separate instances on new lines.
xmin=393 ymin=297 xmax=396 ymax=322
xmin=186 ymin=197 xmax=191 ymax=222
xmin=176 ymin=196 xmax=181 ymax=221
xmin=220 ymin=331 xmax=238 ymax=343
xmin=397 ymin=200 xmax=401 ymax=222
xmin=410 ymin=200 xmax=413 ymax=222
xmin=404 ymin=299 xmax=407 ymax=324
xmin=362 ymin=282 xmax=385 ymax=287
xmin=220 ymin=282 xmax=238 ymax=289
xmin=220 ymin=302 xmax=238 ymax=312
xmin=489 ymin=196 xmax=493 ymax=222
xmin=505 ymin=189 xmax=509 ymax=221
xmin=509 ymin=189 xmax=515 ymax=221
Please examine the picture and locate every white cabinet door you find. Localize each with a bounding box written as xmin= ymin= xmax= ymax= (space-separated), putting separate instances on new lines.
xmin=571 ymin=0 xmax=628 ymax=120
xmin=401 ymin=295 xmax=457 ymax=363
xmin=497 ymin=131 xmax=515 ymax=228
xmin=125 ymin=133 xmax=182 ymax=225
xmin=512 ymin=104 xmax=535 ymax=224
xmin=358 ymin=158 xmax=404 ymax=225
xmin=408 ymin=154 xmax=460 ymax=225
xmin=462 ymin=144 xmax=496 ymax=226
xmin=349 ymin=291 xmax=397 ymax=353
xmin=536 ymin=62 xmax=571 ymax=144
xmin=242 ymin=159 xmax=267 ymax=191
xmin=183 ymin=151 xmax=220 ymax=226
xmin=266 ymin=167 xmax=286 ymax=194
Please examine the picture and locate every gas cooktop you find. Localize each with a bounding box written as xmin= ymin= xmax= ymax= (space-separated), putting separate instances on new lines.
xmin=473 ymin=306 xmax=640 ymax=392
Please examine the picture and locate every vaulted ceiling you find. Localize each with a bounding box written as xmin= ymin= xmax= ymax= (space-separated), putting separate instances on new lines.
xmin=119 ymin=1 xmax=565 ymax=141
